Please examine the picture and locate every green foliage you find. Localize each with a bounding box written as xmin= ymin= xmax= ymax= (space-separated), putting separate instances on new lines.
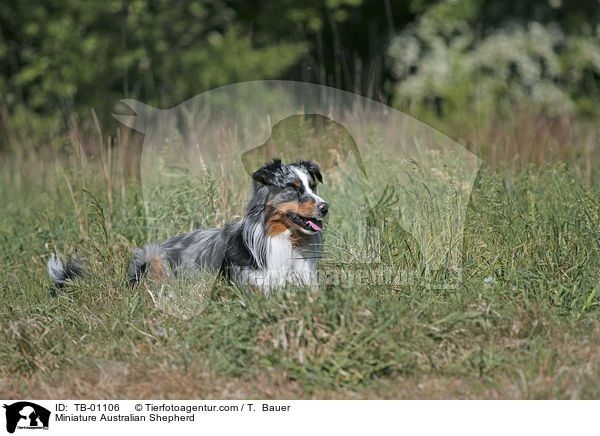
xmin=0 ymin=0 xmax=310 ymax=143
xmin=387 ymin=0 xmax=600 ymax=120
xmin=3 ymin=0 xmax=600 ymax=149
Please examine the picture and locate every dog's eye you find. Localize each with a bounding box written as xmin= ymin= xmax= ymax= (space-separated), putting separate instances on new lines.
xmin=286 ymin=182 xmax=304 ymax=194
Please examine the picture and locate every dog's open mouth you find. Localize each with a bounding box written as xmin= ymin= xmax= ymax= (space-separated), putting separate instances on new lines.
xmin=287 ymin=212 xmax=323 ymax=231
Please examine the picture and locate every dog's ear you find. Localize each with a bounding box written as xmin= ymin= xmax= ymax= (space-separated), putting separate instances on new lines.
xmin=252 ymin=158 xmax=284 ymax=187
xmin=299 ymin=160 xmax=323 ymax=183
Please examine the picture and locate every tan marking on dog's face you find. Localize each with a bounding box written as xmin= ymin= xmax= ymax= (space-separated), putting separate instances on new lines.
xmin=266 ymin=200 xmax=318 ymax=236
xmin=266 ymin=200 xmax=293 ymax=236
xmin=266 ymin=215 xmax=290 ymax=236
xmin=274 ymin=200 xmax=317 ymax=217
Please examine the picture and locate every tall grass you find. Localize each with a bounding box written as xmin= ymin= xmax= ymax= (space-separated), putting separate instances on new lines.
xmin=2 ymin=114 xmax=600 ymax=399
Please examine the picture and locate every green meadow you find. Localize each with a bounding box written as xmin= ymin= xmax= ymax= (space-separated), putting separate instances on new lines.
xmin=2 ymin=119 xmax=600 ymax=399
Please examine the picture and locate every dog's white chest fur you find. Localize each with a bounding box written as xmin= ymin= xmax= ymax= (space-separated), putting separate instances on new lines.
xmin=266 ymin=230 xmax=294 ymax=273
xmin=234 ymin=228 xmax=319 ymax=293
xmin=261 ymin=230 xmax=317 ymax=292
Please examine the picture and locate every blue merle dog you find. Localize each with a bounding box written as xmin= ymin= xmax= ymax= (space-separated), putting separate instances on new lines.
xmin=48 ymin=159 xmax=329 ymax=293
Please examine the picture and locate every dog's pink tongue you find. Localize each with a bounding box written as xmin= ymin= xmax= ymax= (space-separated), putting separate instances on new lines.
xmin=308 ymin=220 xmax=322 ymax=231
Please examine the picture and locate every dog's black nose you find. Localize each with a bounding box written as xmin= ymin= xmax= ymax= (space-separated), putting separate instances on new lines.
xmin=318 ymin=202 xmax=329 ymax=216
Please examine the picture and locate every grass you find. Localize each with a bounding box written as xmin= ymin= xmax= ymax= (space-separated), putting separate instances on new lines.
xmin=2 ymin=118 xmax=600 ymax=399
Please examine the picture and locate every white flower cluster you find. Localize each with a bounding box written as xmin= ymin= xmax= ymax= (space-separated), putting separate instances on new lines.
xmin=387 ymin=12 xmax=600 ymax=116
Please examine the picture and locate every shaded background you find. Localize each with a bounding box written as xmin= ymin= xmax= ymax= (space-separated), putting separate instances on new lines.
xmin=1 ymin=0 xmax=600 ymax=162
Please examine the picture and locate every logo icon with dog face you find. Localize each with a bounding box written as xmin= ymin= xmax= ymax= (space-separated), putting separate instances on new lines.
xmin=3 ymin=402 xmax=50 ymax=433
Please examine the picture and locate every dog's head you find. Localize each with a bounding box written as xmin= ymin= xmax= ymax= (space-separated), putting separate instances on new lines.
xmin=252 ymin=159 xmax=329 ymax=236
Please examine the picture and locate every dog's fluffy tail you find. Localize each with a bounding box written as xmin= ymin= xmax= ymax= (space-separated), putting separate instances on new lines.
xmin=48 ymin=245 xmax=170 ymax=289
xmin=47 ymin=254 xmax=86 ymax=288
xmin=127 ymin=244 xmax=171 ymax=287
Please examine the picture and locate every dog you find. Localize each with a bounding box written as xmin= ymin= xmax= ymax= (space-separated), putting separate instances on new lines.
xmin=48 ymin=159 xmax=329 ymax=293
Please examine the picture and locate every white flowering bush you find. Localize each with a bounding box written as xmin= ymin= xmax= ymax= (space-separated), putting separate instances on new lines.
xmin=387 ymin=5 xmax=600 ymax=118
